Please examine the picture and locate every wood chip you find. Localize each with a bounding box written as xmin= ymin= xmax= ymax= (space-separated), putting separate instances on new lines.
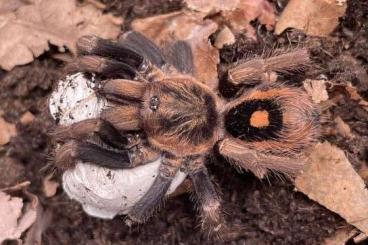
xmin=303 ymin=79 xmax=329 ymax=103
xmin=19 ymin=111 xmax=35 ymax=125
xmin=42 ymin=174 xmax=59 ymax=198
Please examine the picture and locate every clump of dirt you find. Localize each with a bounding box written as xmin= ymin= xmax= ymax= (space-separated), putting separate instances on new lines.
xmin=0 ymin=0 xmax=366 ymax=244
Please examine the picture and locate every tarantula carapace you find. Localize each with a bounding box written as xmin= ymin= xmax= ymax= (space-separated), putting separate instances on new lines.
xmin=52 ymin=31 xmax=319 ymax=233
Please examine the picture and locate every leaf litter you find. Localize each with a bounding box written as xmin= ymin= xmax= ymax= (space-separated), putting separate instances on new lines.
xmin=296 ymin=142 xmax=368 ymax=236
xmin=0 ymin=0 xmax=123 ymax=70
xmin=275 ymin=0 xmax=347 ymax=36
xmin=0 ymin=182 xmax=40 ymax=243
xmin=0 ymin=0 xmax=366 ymax=243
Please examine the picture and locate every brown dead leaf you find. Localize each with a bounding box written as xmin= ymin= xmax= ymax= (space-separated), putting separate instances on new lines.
xmin=185 ymin=0 xmax=239 ymax=14
xmin=24 ymin=205 xmax=52 ymax=245
xmin=323 ymin=227 xmax=358 ymax=245
xmin=334 ymin=116 xmax=354 ymax=139
xmin=0 ymin=0 xmax=123 ymax=70
xmin=344 ymin=83 xmax=368 ymax=108
xmin=0 ymin=183 xmax=38 ymax=243
xmin=0 ymin=117 xmax=16 ymax=145
xmin=185 ymin=0 xmax=276 ymax=39
xmin=303 ymin=79 xmax=329 ymax=103
xmin=132 ymin=11 xmax=219 ymax=90
xmin=358 ymin=164 xmax=368 ymax=182
xmin=275 ymin=0 xmax=347 ymax=37
xmin=295 ymin=142 xmax=368 ymax=235
xmin=42 ymin=173 xmax=59 ymax=197
xmin=214 ymin=25 xmax=236 ymax=49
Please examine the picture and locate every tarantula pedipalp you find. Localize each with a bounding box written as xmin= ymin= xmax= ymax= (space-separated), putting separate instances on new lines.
xmin=52 ymin=31 xmax=319 ymax=233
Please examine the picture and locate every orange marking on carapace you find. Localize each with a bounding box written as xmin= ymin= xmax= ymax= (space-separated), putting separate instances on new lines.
xmin=250 ymin=110 xmax=269 ymax=128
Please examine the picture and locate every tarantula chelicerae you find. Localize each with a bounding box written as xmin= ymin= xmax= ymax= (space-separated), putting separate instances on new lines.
xmin=52 ymin=31 xmax=319 ymax=233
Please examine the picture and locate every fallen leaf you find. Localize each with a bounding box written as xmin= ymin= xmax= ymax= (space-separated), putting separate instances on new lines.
xmin=344 ymin=83 xmax=368 ymax=108
xmin=19 ymin=111 xmax=35 ymax=125
xmin=132 ymin=11 xmax=219 ymax=90
xmin=275 ymin=0 xmax=347 ymax=37
xmin=24 ymin=191 xmax=51 ymax=245
xmin=295 ymin=142 xmax=368 ymax=235
xmin=24 ymin=205 xmax=52 ymax=245
xmin=0 ymin=0 xmax=123 ymax=70
xmin=353 ymin=233 xmax=368 ymax=243
xmin=334 ymin=116 xmax=354 ymax=139
xmin=185 ymin=0 xmax=239 ymax=14
xmin=358 ymin=164 xmax=368 ymax=182
xmin=323 ymin=227 xmax=358 ymax=245
xmin=303 ymin=79 xmax=329 ymax=103
xmin=185 ymin=0 xmax=276 ymax=39
xmin=0 ymin=117 xmax=16 ymax=145
xmin=42 ymin=173 xmax=59 ymax=197
xmin=0 ymin=192 xmax=23 ymax=242
xmin=214 ymin=25 xmax=235 ymax=49
xmin=0 ymin=184 xmax=38 ymax=243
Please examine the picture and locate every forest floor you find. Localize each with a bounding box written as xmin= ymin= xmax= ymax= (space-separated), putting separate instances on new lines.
xmin=0 ymin=0 xmax=367 ymax=244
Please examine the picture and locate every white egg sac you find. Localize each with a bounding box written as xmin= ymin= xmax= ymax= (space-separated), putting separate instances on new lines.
xmin=49 ymin=73 xmax=186 ymax=218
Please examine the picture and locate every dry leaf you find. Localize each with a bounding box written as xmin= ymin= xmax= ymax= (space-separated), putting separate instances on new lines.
xmin=214 ymin=25 xmax=235 ymax=49
xmin=295 ymin=142 xmax=368 ymax=235
xmin=323 ymin=228 xmax=358 ymax=245
xmin=0 ymin=117 xmax=16 ymax=145
xmin=275 ymin=0 xmax=347 ymax=37
xmin=24 ymin=202 xmax=52 ymax=245
xmin=185 ymin=0 xmax=276 ymax=39
xmin=0 ymin=0 xmax=123 ymax=70
xmin=185 ymin=0 xmax=239 ymax=14
xmin=132 ymin=11 xmax=219 ymax=90
xmin=42 ymin=173 xmax=59 ymax=197
xmin=334 ymin=116 xmax=354 ymax=139
xmin=0 ymin=184 xmax=38 ymax=243
xmin=303 ymin=79 xmax=329 ymax=103
xmin=344 ymin=83 xmax=368 ymax=108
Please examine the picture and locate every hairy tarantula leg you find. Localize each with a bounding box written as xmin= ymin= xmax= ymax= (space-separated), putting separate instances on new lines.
xmin=67 ymin=55 xmax=137 ymax=79
xmin=186 ymin=157 xmax=224 ymax=235
xmin=54 ymin=140 xmax=132 ymax=170
xmin=218 ymin=138 xmax=306 ymax=178
xmin=119 ymin=31 xmax=166 ymax=68
xmin=77 ymin=35 xmax=147 ymax=71
xmin=51 ymin=118 xmax=128 ymax=148
xmin=128 ymin=155 xmax=182 ymax=223
xmin=98 ymin=79 xmax=146 ymax=103
xmin=164 ymin=40 xmax=194 ymax=74
xmin=101 ymin=106 xmax=140 ymax=131
xmin=228 ymin=48 xmax=310 ymax=85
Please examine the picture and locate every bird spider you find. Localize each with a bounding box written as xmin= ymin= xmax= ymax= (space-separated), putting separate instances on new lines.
xmin=52 ymin=31 xmax=319 ymax=234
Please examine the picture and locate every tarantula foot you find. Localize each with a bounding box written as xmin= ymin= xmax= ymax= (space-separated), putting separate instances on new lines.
xmin=200 ymin=202 xmax=227 ymax=239
xmin=127 ymin=213 xmax=146 ymax=224
xmin=54 ymin=141 xmax=78 ymax=170
xmin=76 ymin=35 xmax=100 ymax=55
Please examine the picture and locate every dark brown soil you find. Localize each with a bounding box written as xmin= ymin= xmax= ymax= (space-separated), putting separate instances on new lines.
xmin=0 ymin=0 xmax=367 ymax=244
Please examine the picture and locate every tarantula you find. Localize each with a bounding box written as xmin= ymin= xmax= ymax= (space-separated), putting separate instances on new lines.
xmin=52 ymin=31 xmax=319 ymax=233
